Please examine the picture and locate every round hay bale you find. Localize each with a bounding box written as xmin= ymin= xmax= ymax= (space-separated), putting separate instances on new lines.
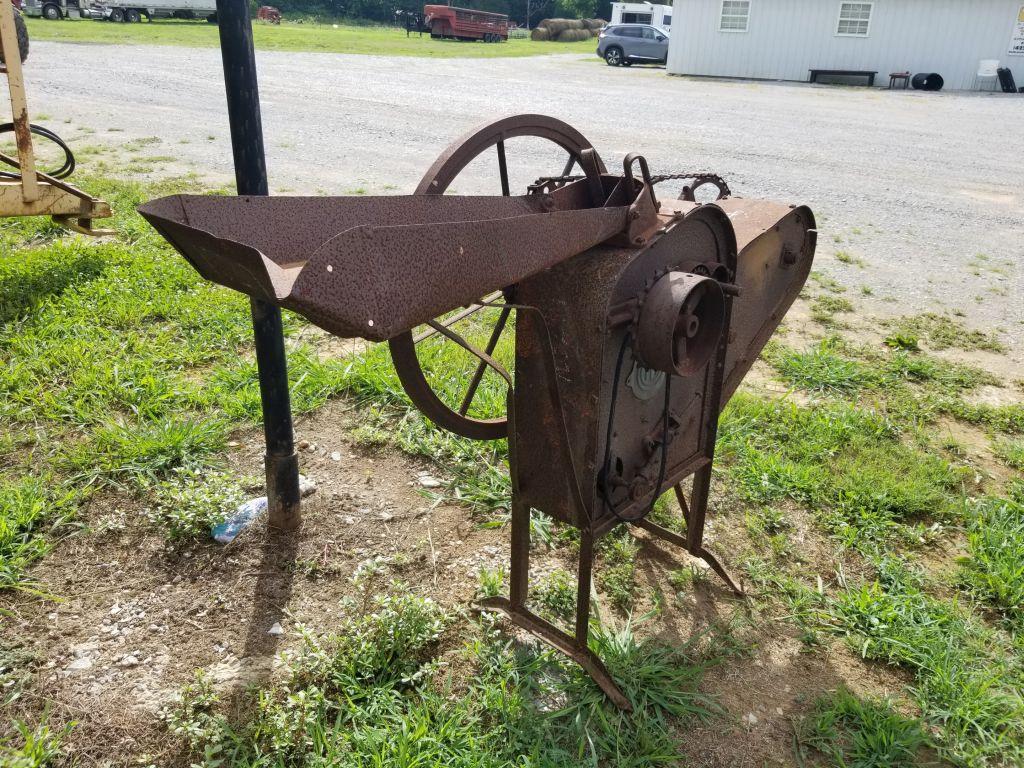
xmin=589 ymin=28 xmax=601 ymax=37
xmin=536 ymin=18 xmax=553 ymax=28
xmin=545 ymin=19 xmax=571 ymax=36
xmin=557 ymin=28 xmax=590 ymax=42
xmin=530 ymin=26 xmax=550 ymax=40
xmin=583 ymin=18 xmax=605 ymax=30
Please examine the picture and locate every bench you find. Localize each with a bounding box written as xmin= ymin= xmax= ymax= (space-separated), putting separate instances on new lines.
xmin=808 ymin=69 xmax=877 ymax=86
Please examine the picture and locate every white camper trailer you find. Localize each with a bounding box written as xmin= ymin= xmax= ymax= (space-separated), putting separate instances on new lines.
xmin=609 ymin=2 xmax=672 ymax=28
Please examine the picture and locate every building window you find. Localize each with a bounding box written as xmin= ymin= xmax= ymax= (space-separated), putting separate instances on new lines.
xmin=719 ymin=0 xmax=750 ymax=32
xmin=836 ymin=2 xmax=872 ymax=36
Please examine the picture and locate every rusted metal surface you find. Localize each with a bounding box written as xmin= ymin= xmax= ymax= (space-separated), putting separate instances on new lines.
xmin=139 ymin=181 xmax=646 ymax=342
xmin=389 ymin=114 xmax=607 ymax=440
xmin=141 ymin=114 xmax=816 ymax=708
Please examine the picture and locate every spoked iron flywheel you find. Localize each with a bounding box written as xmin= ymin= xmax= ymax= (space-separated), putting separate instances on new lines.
xmin=388 ymin=115 xmax=607 ymax=440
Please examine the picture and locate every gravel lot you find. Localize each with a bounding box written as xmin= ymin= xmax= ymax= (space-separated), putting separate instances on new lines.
xmin=22 ymin=42 xmax=1023 ymax=354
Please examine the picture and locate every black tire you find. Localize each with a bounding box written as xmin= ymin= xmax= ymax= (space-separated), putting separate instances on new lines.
xmin=42 ymin=3 xmax=61 ymax=20
xmin=911 ymin=72 xmax=944 ymax=91
xmin=0 ymin=10 xmax=30 ymax=63
xmin=126 ymin=8 xmax=140 ymax=22
xmin=604 ymin=46 xmax=623 ymax=66
xmin=109 ymin=8 xmax=124 ymax=21
xmin=206 ymin=12 xmax=217 ymax=22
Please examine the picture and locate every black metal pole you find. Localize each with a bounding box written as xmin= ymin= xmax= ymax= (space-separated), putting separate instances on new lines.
xmin=216 ymin=0 xmax=301 ymax=530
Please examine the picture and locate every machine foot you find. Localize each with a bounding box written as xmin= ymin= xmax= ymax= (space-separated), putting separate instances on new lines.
xmin=631 ymin=519 xmax=745 ymax=597
xmin=477 ymin=596 xmax=632 ymax=711
xmin=695 ymin=546 xmax=745 ymax=597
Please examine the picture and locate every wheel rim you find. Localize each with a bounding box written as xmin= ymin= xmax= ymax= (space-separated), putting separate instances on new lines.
xmin=388 ymin=114 xmax=606 ymax=440
xmin=607 ymin=49 xmax=620 ymax=64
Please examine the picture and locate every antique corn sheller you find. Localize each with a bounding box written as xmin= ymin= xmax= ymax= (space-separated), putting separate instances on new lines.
xmin=141 ymin=114 xmax=816 ymax=708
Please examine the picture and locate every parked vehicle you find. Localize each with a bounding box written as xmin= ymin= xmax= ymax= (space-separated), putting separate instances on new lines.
xmin=21 ymin=0 xmax=89 ymax=20
xmin=256 ymin=4 xmax=280 ymax=23
xmin=609 ymin=1 xmax=671 ymax=28
xmin=597 ymin=23 xmax=668 ymax=66
xmin=94 ymin=0 xmax=216 ymax=22
xmin=422 ymin=4 xmax=507 ymax=42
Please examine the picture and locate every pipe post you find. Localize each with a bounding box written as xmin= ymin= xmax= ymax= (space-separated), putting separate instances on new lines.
xmin=215 ymin=0 xmax=301 ymax=530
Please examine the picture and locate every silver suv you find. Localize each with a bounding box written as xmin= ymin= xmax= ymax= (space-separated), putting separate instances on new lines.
xmin=597 ymin=24 xmax=669 ymax=67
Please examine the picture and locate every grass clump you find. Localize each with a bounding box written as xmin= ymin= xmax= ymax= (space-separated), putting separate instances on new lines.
xmin=68 ymin=417 xmax=227 ymax=490
xmin=830 ymin=560 xmax=1024 ymax=765
xmin=994 ymin=439 xmax=1024 ymax=469
xmin=768 ymin=337 xmax=878 ymax=395
xmin=0 ymin=716 xmax=73 ymax=768
xmin=718 ymin=394 xmax=965 ymax=547
xmin=768 ymin=338 xmax=995 ymax=402
xmin=883 ymin=314 xmax=1004 ymax=353
xmin=958 ymin=496 xmax=1024 ymax=632
xmin=810 ymin=295 xmax=854 ymax=326
xmin=598 ymin=530 xmax=640 ymax=611
xmin=0 ymin=477 xmax=80 ymax=591
xmin=532 ymin=569 xmax=576 ymax=622
xmin=143 ymin=468 xmax=248 ymax=541
xmin=795 ymin=688 xmax=932 ymax=768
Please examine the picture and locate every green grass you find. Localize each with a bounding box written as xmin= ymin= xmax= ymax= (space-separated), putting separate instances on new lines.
xmin=718 ymin=394 xmax=966 ymax=547
xmin=24 ymin=17 xmax=597 ymax=57
xmin=0 ymin=716 xmax=72 ymax=768
xmin=532 ymin=569 xmax=576 ymax=623
xmin=162 ymin=588 xmax=723 ymax=766
xmin=0 ymin=477 xmax=80 ymax=592
xmin=830 ymin=560 xmax=1024 ymax=766
xmin=882 ymin=314 xmax=1005 ymax=353
xmin=959 ymin=496 xmax=1024 ymax=632
xmin=795 ymin=688 xmax=932 ymax=768
xmin=767 ymin=338 xmax=996 ymax=402
xmin=0 ymin=176 xmax=355 ymax=579
xmin=810 ymin=295 xmax=854 ymax=326
xmin=994 ymin=439 xmax=1024 ymax=470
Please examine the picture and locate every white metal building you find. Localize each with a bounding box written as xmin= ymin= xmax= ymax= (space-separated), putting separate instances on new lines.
xmin=610 ymin=2 xmax=674 ymax=27
xmin=667 ymin=1 xmax=1024 ymax=90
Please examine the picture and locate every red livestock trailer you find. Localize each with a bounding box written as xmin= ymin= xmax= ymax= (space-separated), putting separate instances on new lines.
xmin=423 ymin=4 xmax=508 ymax=42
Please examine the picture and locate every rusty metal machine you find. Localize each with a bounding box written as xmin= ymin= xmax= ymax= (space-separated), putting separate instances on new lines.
xmin=140 ymin=111 xmax=815 ymax=708
xmin=0 ymin=0 xmax=110 ymax=233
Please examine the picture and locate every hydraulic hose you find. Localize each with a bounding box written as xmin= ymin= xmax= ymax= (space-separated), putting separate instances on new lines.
xmin=0 ymin=123 xmax=76 ymax=180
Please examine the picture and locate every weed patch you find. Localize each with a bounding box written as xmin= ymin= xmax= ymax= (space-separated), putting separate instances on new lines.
xmin=830 ymin=561 xmax=1024 ymax=765
xmin=795 ymin=688 xmax=932 ymax=768
xmin=0 ymin=477 xmax=80 ymax=591
xmin=883 ymin=314 xmax=1004 ymax=353
xmin=959 ymin=496 xmax=1024 ymax=632
xmin=164 ymin=589 xmax=721 ymax=767
xmin=718 ymin=394 xmax=965 ymax=547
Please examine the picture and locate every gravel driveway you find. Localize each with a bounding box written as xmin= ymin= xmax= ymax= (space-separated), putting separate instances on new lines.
xmin=22 ymin=42 xmax=1023 ymax=354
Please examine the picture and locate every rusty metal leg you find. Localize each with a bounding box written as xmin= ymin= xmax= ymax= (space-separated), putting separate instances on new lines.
xmin=686 ymin=473 xmax=743 ymax=595
xmin=632 ymin=481 xmax=743 ymax=596
xmin=477 ymin=508 xmax=632 ymax=710
xmin=575 ymin=529 xmax=595 ymax=641
xmin=509 ymin=498 xmax=530 ymax=608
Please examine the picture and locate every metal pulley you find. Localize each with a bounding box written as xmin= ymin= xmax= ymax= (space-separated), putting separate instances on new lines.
xmin=634 ymin=272 xmax=725 ymax=377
